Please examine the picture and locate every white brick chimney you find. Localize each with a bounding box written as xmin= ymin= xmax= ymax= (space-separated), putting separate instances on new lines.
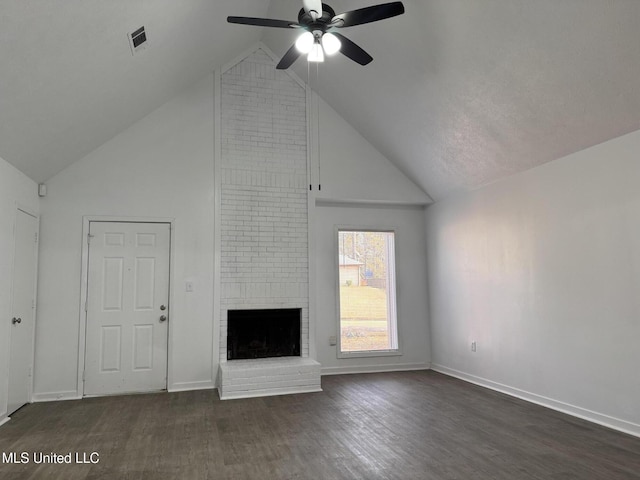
xmin=216 ymin=48 xmax=320 ymax=399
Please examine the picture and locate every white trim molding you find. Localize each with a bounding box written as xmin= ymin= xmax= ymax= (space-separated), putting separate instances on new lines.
xmin=316 ymin=198 xmax=429 ymax=209
xmin=321 ymin=362 xmax=429 ymax=376
xmin=32 ymin=391 xmax=82 ymax=403
xmin=168 ymin=381 xmax=216 ymax=393
xmin=431 ymin=364 xmax=640 ymax=439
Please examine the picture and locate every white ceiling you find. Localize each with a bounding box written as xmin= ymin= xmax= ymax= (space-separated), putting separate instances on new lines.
xmin=0 ymin=0 xmax=265 ymax=182
xmin=2 ymin=1 xmax=639 ymax=200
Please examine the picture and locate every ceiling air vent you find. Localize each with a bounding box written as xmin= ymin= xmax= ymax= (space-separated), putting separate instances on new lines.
xmin=128 ymin=26 xmax=147 ymax=55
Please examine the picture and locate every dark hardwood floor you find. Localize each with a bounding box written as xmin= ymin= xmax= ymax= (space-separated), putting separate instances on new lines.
xmin=1 ymin=371 xmax=638 ymax=479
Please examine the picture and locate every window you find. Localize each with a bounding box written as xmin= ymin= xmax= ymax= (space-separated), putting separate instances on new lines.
xmin=337 ymin=230 xmax=399 ymax=356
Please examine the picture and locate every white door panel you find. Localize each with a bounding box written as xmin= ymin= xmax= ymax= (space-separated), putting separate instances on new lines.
xmin=84 ymin=222 xmax=170 ymax=396
xmin=8 ymin=209 xmax=38 ymax=415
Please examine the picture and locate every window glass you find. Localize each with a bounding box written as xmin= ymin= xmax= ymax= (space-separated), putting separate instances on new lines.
xmin=338 ymin=230 xmax=398 ymax=354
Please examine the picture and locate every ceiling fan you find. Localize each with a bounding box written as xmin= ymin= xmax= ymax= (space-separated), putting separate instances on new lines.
xmin=227 ymin=0 xmax=405 ymax=69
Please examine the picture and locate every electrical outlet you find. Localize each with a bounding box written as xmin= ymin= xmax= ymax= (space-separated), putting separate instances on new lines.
xmin=471 ymin=341 xmax=477 ymax=352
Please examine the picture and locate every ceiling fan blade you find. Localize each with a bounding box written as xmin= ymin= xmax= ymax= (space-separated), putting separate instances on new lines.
xmin=302 ymin=0 xmax=323 ymax=19
xmin=227 ymin=16 xmax=299 ymax=29
xmin=332 ymin=33 xmax=373 ymax=65
xmin=331 ymin=2 xmax=404 ymax=28
xmin=276 ymin=44 xmax=303 ymax=70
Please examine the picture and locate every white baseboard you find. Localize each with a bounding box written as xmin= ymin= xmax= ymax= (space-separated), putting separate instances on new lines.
xmin=321 ymin=362 xmax=430 ymax=376
xmin=0 ymin=416 xmax=10 ymax=428
xmin=32 ymin=391 xmax=82 ymax=403
xmin=431 ymin=364 xmax=640 ymax=439
xmin=32 ymin=382 xmax=217 ymax=401
xmin=168 ymin=380 xmax=216 ymax=393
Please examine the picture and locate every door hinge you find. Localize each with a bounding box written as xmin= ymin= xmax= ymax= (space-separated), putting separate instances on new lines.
xmin=84 ymin=301 xmax=88 ymax=313
xmin=87 ymin=233 xmax=95 ymax=244
xmin=34 ymin=232 xmax=38 ymax=243
xmin=82 ymin=371 xmax=85 ymax=381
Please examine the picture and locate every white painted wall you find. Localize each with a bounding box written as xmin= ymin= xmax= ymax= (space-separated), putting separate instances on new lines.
xmin=310 ymin=88 xmax=431 ymax=375
xmin=313 ymin=94 xmax=430 ymax=206
xmin=426 ymin=129 xmax=640 ymax=436
xmin=0 ymin=157 xmax=39 ymax=422
xmin=315 ymin=204 xmax=430 ymax=374
xmin=34 ymin=74 xmax=215 ymax=399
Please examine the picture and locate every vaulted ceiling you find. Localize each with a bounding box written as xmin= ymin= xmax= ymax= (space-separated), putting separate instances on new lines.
xmin=1 ymin=0 xmax=639 ymax=200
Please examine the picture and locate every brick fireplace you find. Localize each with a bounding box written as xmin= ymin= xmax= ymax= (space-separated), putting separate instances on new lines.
xmin=216 ymin=47 xmax=321 ymax=399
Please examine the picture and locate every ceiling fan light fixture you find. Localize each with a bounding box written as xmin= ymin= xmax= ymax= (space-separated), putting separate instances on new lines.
xmin=228 ymin=1 xmax=406 ymax=69
xmin=307 ymin=41 xmax=325 ymax=62
xmin=295 ymin=31 xmax=315 ymax=53
xmin=321 ymin=32 xmax=341 ymax=55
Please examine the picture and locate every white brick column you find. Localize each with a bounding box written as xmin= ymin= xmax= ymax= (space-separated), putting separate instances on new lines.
xmin=219 ymin=49 xmax=310 ymax=363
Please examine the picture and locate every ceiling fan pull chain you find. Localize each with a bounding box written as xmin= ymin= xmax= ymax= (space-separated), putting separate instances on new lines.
xmin=308 ymin=59 xmax=313 ymax=191
xmin=317 ymin=62 xmax=321 ymax=191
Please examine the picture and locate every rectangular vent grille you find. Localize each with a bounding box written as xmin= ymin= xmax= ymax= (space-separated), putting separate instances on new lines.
xmin=129 ymin=26 xmax=147 ymax=55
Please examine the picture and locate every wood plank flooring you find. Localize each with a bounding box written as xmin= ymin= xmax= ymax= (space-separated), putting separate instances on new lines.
xmin=1 ymin=371 xmax=638 ymax=479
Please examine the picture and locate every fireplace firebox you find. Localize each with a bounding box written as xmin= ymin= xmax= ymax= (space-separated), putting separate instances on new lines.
xmin=227 ymin=308 xmax=301 ymax=360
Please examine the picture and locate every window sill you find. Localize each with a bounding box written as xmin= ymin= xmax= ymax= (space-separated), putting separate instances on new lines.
xmin=337 ymin=349 xmax=402 ymax=359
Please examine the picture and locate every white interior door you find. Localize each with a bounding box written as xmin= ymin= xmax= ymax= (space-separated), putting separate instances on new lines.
xmin=8 ymin=209 xmax=39 ymax=415
xmin=84 ymin=222 xmax=170 ymax=396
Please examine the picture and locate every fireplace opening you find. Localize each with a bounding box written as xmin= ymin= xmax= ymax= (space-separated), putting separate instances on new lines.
xmin=227 ymin=308 xmax=301 ymax=360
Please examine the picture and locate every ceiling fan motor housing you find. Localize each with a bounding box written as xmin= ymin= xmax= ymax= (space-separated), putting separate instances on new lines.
xmin=298 ymin=4 xmax=336 ymax=32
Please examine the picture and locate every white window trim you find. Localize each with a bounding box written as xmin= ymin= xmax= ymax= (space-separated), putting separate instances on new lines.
xmin=335 ymin=226 xmax=403 ymax=359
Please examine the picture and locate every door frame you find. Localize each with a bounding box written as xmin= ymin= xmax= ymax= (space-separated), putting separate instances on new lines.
xmin=77 ymin=216 xmax=175 ymax=397
xmin=7 ymin=204 xmax=39 ymax=415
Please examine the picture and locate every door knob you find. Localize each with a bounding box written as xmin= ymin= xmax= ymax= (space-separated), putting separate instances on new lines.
xmin=12 ymin=317 xmax=21 ymax=324
xmin=159 ymin=315 xmax=167 ymax=322
xmin=160 ymin=305 xmax=166 ymax=311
